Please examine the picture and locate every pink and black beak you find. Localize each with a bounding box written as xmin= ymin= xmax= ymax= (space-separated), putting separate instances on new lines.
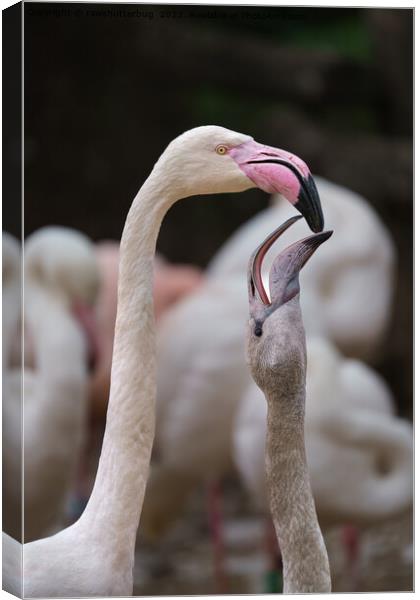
xmin=229 ymin=140 xmax=324 ymax=233
xmin=248 ymin=216 xmax=332 ymax=335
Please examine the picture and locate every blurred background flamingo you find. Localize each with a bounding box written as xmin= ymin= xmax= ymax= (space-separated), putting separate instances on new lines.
xmin=3 ymin=228 xmax=100 ymax=542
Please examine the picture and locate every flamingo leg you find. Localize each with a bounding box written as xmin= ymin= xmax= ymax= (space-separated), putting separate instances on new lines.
xmin=207 ymin=480 xmax=229 ymax=593
xmin=264 ymin=517 xmax=283 ymax=593
xmin=342 ymin=523 xmax=361 ymax=591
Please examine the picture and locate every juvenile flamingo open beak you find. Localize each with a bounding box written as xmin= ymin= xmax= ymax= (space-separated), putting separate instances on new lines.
xmin=249 ymin=216 xmax=303 ymax=306
xmin=229 ymin=140 xmax=324 ymax=233
xmin=248 ymin=216 xmax=332 ymax=316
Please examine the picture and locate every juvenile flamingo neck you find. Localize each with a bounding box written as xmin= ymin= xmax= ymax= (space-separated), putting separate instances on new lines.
xmin=80 ymin=173 xmax=175 ymax=555
xmin=265 ymin=378 xmax=331 ymax=593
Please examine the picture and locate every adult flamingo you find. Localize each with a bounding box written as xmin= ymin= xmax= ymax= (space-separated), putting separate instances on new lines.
xmin=245 ymin=218 xmax=333 ymax=592
xmin=3 ymin=126 xmax=322 ymax=597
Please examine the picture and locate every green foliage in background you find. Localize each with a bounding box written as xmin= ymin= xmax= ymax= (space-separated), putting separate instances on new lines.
xmin=178 ymin=7 xmax=376 ymax=138
xmin=186 ymin=6 xmax=372 ymax=61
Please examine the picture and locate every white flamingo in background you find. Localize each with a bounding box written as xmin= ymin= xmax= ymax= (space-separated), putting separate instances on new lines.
xmin=3 ymin=126 xmax=323 ymax=597
xmin=245 ymin=218 xmax=333 ymax=592
xmin=2 ymin=232 xmax=22 ymax=562
xmin=3 ymin=227 xmax=100 ymax=542
xmin=141 ymin=176 xmax=396 ymax=541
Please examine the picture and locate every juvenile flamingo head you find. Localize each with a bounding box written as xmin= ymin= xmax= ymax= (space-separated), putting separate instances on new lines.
xmin=246 ymin=217 xmax=332 ymax=384
xmin=156 ymin=126 xmax=324 ymax=232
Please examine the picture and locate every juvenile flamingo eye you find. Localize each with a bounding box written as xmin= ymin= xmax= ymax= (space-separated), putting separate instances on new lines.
xmin=254 ymin=325 xmax=263 ymax=337
xmin=216 ymin=145 xmax=228 ymax=155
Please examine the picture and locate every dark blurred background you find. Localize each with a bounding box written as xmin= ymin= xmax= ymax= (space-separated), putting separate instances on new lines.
xmin=15 ymin=4 xmax=413 ymax=415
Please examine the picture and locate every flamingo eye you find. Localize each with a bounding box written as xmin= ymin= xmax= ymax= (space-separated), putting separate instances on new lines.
xmin=216 ymin=145 xmax=228 ymax=155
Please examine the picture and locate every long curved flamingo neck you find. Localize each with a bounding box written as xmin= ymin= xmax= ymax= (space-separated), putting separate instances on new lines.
xmin=80 ymin=171 xmax=175 ymax=553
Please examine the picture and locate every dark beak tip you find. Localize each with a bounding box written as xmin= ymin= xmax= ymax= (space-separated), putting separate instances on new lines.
xmin=312 ymin=221 xmax=324 ymax=233
xmin=315 ymin=228 xmax=333 ymax=239
xmin=312 ymin=229 xmax=333 ymax=247
xmin=301 ymin=228 xmax=333 ymax=252
xmin=297 ymin=181 xmax=324 ymax=233
xmin=304 ymin=211 xmax=324 ymax=233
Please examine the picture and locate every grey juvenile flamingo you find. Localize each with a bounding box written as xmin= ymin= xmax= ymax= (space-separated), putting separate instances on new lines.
xmin=246 ymin=216 xmax=332 ymax=593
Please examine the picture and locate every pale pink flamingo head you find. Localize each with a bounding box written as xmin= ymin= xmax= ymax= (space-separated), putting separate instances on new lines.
xmin=160 ymin=126 xmax=324 ymax=232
